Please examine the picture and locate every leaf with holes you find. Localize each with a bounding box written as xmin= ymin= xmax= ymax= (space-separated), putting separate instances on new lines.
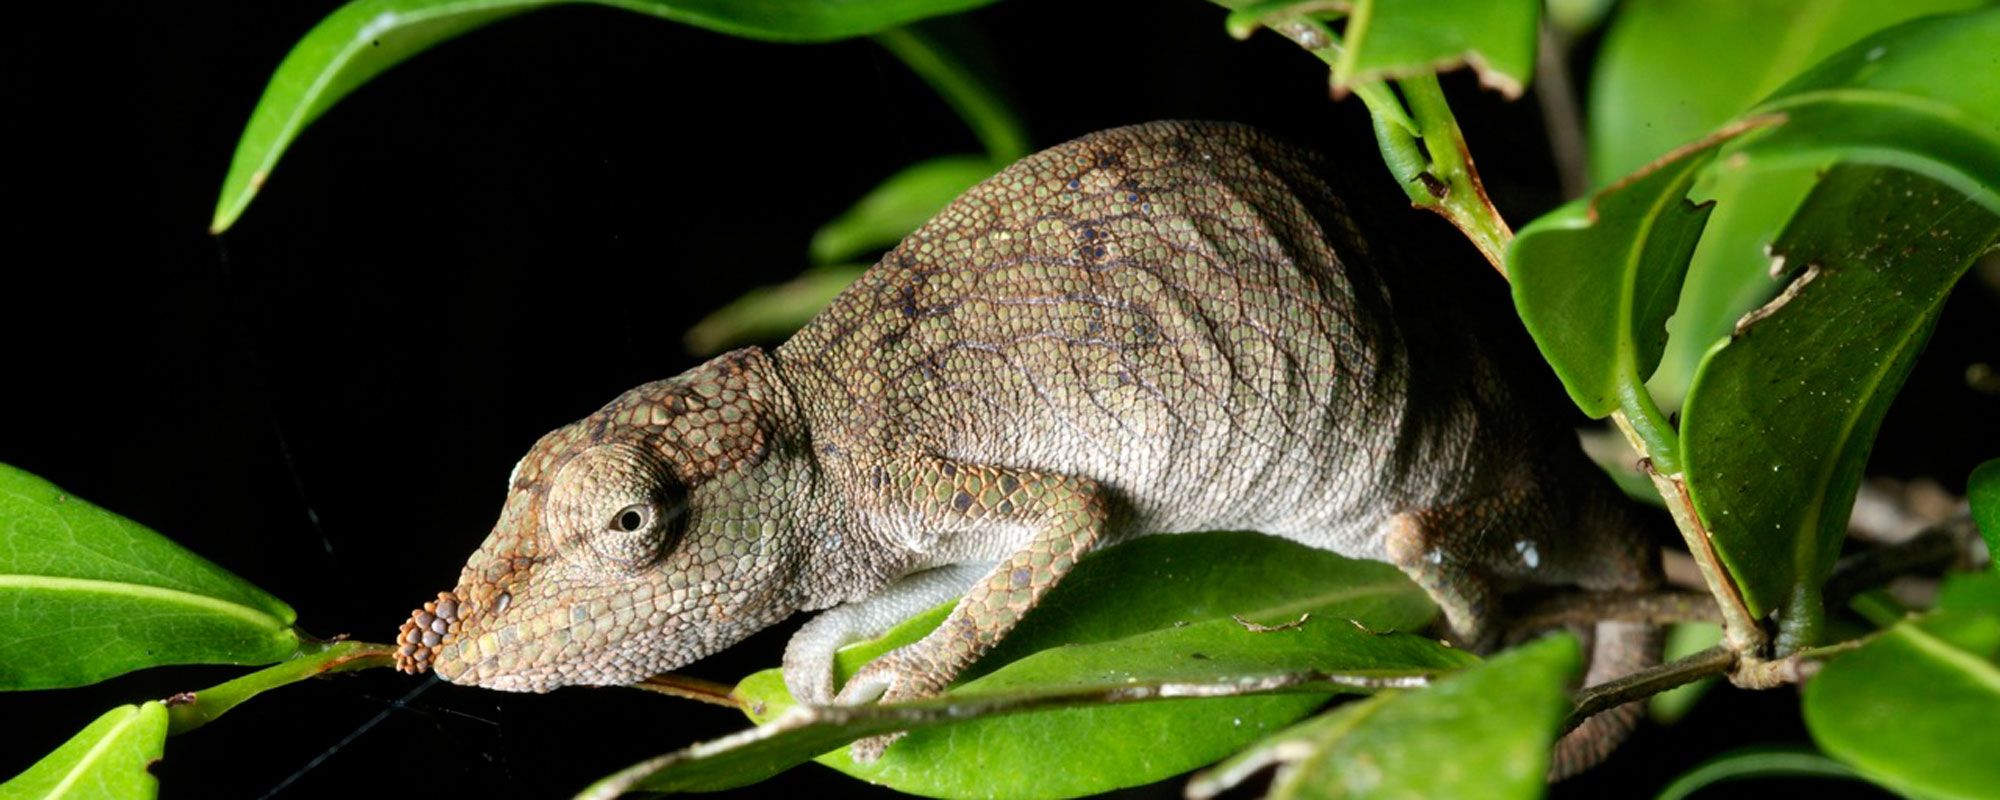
xmin=1210 ymin=0 xmax=1539 ymax=98
xmin=0 ymin=463 xmax=301 ymax=690
xmin=1587 ymin=0 xmax=1992 ymax=408
xmin=1508 ymin=132 xmax=1730 ymax=434
xmin=1680 ymin=166 xmax=2000 ymax=644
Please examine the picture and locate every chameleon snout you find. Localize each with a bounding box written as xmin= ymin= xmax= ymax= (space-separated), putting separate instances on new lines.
xmin=394 ymin=590 xmax=465 ymax=675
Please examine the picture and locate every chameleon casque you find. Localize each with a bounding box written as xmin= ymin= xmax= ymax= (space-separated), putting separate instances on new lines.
xmin=396 ymin=121 xmax=1662 ymax=777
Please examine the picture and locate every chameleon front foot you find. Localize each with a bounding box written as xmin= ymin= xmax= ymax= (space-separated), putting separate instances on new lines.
xmin=834 ymin=643 xmax=956 ymax=763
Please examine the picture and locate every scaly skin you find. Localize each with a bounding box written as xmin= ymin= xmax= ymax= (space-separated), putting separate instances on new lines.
xmin=396 ymin=121 xmax=1661 ymax=776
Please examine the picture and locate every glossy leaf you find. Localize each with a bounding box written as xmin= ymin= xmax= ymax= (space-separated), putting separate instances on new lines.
xmin=1588 ymin=0 xmax=1984 ymax=183
xmin=1655 ymin=748 xmax=1862 ymax=800
xmin=1969 ymin=459 xmax=2000 ymax=572
xmin=1804 ymin=575 xmax=2000 ymax=799
xmin=1645 ymin=165 xmax=1819 ymax=408
xmin=808 ymin=155 xmax=998 ymax=265
xmin=1188 ymin=634 xmax=1580 ymax=800
xmin=0 ymin=464 xmax=301 ymax=690
xmin=683 ymin=265 xmax=865 ymax=355
xmin=1596 ymin=2 xmax=1998 ymax=408
xmin=0 ymin=703 xmax=168 ymax=800
xmin=1508 ymin=134 xmax=1724 ymax=422
xmin=210 ymin=0 xmax=997 ymax=232
xmin=1681 ymin=166 xmax=2000 ymax=635
xmin=587 ymin=665 xmax=1448 ymax=800
xmin=721 ymin=533 xmax=1469 ymax=798
xmin=1335 ymin=0 xmax=1540 ymax=98
xmin=1727 ymin=8 xmax=2000 ymax=214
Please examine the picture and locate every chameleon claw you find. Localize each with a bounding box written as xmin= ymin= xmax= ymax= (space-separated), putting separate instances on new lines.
xmin=848 ymin=731 xmax=904 ymax=764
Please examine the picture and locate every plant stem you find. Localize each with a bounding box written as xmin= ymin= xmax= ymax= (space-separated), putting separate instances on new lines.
xmin=1561 ymin=644 xmax=1735 ymax=734
xmin=1393 ymin=75 xmax=1514 ymax=272
xmin=164 ymin=640 xmax=394 ymax=735
xmin=1632 ymin=441 xmax=1767 ymax=656
xmin=1617 ymin=377 xmax=1681 ymax=473
xmin=633 ymin=673 xmax=744 ymax=709
xmin=1509 ymin=590 xmax=1721 ymax=639
xmin=1533 ymin=23 xmax=1589 ymax=198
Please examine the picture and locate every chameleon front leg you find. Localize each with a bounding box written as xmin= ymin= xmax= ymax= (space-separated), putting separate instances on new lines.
xmin=835 ymin=460 xmax=1109 ymax=759
xmin=783 ymin=562 xmax=991 ymax=705
xmin=1382 ymin=510 xmax=1498 ymax=649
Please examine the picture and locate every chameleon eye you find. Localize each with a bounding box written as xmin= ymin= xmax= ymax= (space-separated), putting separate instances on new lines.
xmin=611 ymin=504 xmax=651 ymax=533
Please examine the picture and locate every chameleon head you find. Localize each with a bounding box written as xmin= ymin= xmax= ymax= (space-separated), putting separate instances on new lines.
xmin=394 ymin=348 xmax=812 ymax=691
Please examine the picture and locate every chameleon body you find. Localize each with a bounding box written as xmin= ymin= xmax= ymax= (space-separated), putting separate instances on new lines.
xmin=397 ymin=121 xmax=1660 ymax=776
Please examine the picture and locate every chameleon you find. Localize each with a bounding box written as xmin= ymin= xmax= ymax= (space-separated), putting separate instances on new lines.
xmin=395 ymin=120 xmax=1662 ymax=777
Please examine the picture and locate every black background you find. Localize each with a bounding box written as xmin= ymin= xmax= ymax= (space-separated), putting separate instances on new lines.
xmin=5 ymin=1 xmax=1992 ymax=797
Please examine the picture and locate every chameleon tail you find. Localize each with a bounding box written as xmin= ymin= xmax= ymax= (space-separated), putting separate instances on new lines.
xmin=1549 ymin=619 xmax=1665 ymax=779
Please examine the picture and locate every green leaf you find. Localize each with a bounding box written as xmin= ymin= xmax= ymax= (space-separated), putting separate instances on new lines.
xmin=1212 ymin=0 xmax=1538 ymax=98
xmin=1681 ymin=166 xmax=2000 ymax=640
xmin=683 ymin=265 xmax=865 ymax=356
xmin=1595 ymin=3 xmax=1998 ymax=408
xmin=0 ymin=703 xmax=168 ymax=800
xmin=1188 ymin=634 xmax=1580 ymax=800
xmin=1727 ymin=8 xmax=2000 ymax=214
xmin=1588 ymin=0 xmax=1984 ymax=184
xmin=715 ymin=533 xmax=1470 ymax=798
xmin=809 ymin=155 xmax=999 ymax=265
xmin=1969 ymin=459 xmax=2000 ymax=572
xmin=210 ymin=0 xmax=997 ymax=233
xmin=587 ymin=664 xmax=1451 ymax=800
xmin=1804 ymin=591 xmax=2000 ymax=799
xmin=1655 ymin=748 xmax=1862 ymax=800
xmin=1645 ymin=165 xmax=1819 ymax=409
xmin=0 ymin=464 xmax=301 ymax=690
xmin=1335 ymin=0 xmax=1540 ymax=98
xmin=1508 ymin=132 xmax=1728 ymax=435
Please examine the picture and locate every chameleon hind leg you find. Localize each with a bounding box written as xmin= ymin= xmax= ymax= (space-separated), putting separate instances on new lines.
xmin=835 ymin=459 xmax=1109 ymax=761
xmin=1382 ymin=510 xmax=1499 ymax=649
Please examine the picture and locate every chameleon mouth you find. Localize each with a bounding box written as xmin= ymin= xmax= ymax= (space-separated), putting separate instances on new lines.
xmin=394 ymin=590 xmax=465 ymax=674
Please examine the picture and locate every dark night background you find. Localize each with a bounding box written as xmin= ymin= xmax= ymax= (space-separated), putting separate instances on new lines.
xmin=4 ymin=2 xmax=1993 ymax=797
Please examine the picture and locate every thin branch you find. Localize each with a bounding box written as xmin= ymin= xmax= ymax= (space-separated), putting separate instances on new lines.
xmin=632 ymin=673 xmax=744 ymax=710
xmin=583 ymin=668 xmax=1443 ymax=799
xmin=1823 ymin=515 xmax=1974 ymax=608
xmin=1509 ymin=590 xmax=1721 ymax=639
xmin=1561 ymin=644 xmax=1735 ymax=734
xmin=1532 ymin=23 xmax=1589 ymax=198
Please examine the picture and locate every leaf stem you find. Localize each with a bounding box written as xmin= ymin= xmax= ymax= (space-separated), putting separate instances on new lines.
xmin=1393 ymin=74 xmax=1514 ymax=272
xmin=872 ymin=27 xmax=1028 ymax=162
xmin=164 ymin=640 xmax=394 ymax=735
xmin=1617 ymin=377 xmax=1681 ymax=473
